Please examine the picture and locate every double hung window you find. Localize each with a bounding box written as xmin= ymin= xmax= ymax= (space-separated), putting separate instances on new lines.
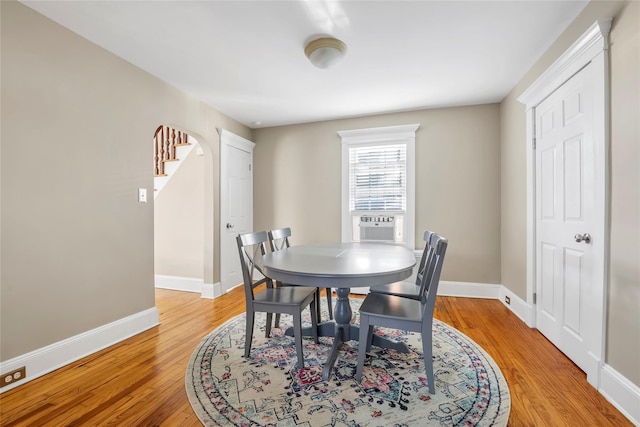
xmin=339 ymin=124 xmax=419 ymax=249
xmin=349 ymin=144 xmax=407 ymax=212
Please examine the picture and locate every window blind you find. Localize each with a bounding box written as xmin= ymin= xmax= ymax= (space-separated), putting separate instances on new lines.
xmin=349 ymin=144 xmax=407 ymax=211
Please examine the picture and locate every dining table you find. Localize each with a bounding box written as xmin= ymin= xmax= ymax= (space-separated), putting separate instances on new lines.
xmin=258 ymin=241 xmax=416 ymax=380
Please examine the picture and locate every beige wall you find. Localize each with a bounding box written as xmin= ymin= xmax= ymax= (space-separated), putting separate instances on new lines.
xmin=500 ymin=0 xmax=639 ymax=385
xmin=254 ymin=104 xmax=502 ymax=284
xmin=0 ymin=1 xmax=251 ymax=361
xmin=607 ymin=0 xmax=640 ymax=386
xmin=498 ymin=93 xmax=527 ymax=299
xmin=154 ymin=148 xmax=205 ymax=278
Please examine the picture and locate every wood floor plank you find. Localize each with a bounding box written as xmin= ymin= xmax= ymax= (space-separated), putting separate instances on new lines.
xmin=0 ymin=288 xmax=632 ymax=426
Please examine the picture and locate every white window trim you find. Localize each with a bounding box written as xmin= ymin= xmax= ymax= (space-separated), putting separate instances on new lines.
xmin=338 ymin=124 xmax=420 ymax=249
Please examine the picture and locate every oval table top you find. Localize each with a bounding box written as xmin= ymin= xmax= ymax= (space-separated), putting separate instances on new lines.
xmin=259 ymin=242 xmax=416 ymax=288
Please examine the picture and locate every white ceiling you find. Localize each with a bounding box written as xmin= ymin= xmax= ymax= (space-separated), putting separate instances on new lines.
xmin=21 ymin=1 xmax=588 ymax=129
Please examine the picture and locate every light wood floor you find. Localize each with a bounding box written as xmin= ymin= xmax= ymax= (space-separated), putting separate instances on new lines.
xmin=0 ymin=287 xmax=632 ymax=426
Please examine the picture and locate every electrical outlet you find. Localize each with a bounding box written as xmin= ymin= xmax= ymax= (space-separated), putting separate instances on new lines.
xmin=1 ymin=366 xmax=26 ymax=388
xmin=505 ymin=296 xmax=511 ymax=305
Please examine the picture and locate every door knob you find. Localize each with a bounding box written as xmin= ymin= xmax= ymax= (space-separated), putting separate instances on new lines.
xmin=226 ymin=223 xmax=234 ymax=229
xmin=574 ymin=233 xmax=591 ymax=244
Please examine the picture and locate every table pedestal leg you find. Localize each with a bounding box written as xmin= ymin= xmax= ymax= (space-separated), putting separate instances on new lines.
xmin=285 ymin=287 xmax=410 ymax=381
xmin=332 ymin=287 xmax=353 ymax=337
xmin=321 ymin=287 xmax=352 ymax=380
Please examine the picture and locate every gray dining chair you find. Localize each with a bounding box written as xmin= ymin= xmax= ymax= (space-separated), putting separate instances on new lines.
xmin=355 ymin=233 xmax=448 ymax=394
xmin=236 ymin=231 xmax=319 ymax=369
xmin=368 ymin=230 xmax=435 ymax=300
xmin=268 ymin=227 xmax=333 ymax=322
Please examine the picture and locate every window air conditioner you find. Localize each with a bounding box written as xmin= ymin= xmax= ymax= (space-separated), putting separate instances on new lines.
xmin=353 ymin=214 xmax=404 ymax=243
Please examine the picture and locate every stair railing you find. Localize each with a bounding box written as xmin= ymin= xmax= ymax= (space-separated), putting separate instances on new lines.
xmin=154 ymin=125 xmax=190 ymax=176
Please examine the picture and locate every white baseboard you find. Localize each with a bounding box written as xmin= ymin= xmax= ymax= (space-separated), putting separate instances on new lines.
xmin=437 ymin=280 xmax=501 ymax=298
xmin=600 ymin=364 xmax=640 ymax=426
xmin=498 ymin=286 xmax=535 ymax=327
xmin=0 ymin=307 xmax=159 ymax=393
xmin=201 ymin=282 xmax=219 ymax=299
xmin=154 ymin=274 xmax=203 ymax=293
xmin=351 ymin=280 xmax=503 ymax=298
xmin=437 ymin=281 xmax=534 ymax=326
xmin=154 ymin=275 xmax=220 ymax=299
xmin=430 ymin=280 xmax=535 ymax=328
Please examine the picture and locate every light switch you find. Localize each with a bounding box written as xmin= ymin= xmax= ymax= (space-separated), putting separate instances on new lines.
xmin=138 ymin=188 xmax=147 ymax=203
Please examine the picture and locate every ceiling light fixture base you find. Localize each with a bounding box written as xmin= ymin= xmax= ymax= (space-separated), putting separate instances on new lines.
xmin=304 ymin=37 xmax=347 ymax=69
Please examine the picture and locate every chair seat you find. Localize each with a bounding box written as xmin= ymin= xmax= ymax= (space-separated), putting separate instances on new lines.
xmin=369 ymin=281 xmax=421 ymax=300
xmin=359 ymin=292 xmax=424 ymax=323
xmin=254 ymin=286 xmax=317 ymax=307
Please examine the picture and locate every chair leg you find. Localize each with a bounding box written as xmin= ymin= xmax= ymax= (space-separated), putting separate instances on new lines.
xmin=325 ymin=288 xmax=333 ymax=320
xmin=315 ymin=288 xmax=322 ymax=321
xmin=271 ymin=282 xmax=281 ymax=329
xmin=265 ymin=313 xmax=275 ymax=335
xmin=309 ymin=298 xmax=319 ymax=344
xmin=274 ymin=313 xmax=281 ymax=329
xmin=265 ymin=313 xmax=273 ymax=338
xmin=292 ymin=313 xmax=305 ymax=369
xmin=422 ymin=323 xmax=435 ymax=394
xmin=245 ymin=311 xmax=255 ymax=358
xmin=364 ymin=324 xmax=374 ymax=353
xmin=355 ymin=314 xmax=370 ymax=382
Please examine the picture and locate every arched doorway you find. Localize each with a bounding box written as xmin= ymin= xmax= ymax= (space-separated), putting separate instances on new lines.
xmin=153 ymin=125 xmax=215 ymax=297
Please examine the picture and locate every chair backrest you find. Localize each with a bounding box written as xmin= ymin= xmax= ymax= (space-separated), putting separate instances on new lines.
xmin=414 ymin=230 xmax=435 ymax=286
xmin=418 ymin=233 xmax=448 ymax=322
xmin=236 ymin=231 xmax=272 ymax=304
xmin=268 ymin=227 xmax=291 ymax=252
xmin=416 ymin=232 xmax=444 ymax=295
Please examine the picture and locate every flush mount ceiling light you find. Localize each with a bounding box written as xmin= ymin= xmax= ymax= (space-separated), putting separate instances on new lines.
xmin=304 ymin=37 xmax=347 ymax=69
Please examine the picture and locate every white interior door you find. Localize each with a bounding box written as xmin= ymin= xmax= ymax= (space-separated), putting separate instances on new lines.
xmin=220 ymin=130 xmax=254 ymax=295
xmin=535 ymin=67 xmax=596 ymax=373
xmin=521 ymin=20 xmax=609 ymax=388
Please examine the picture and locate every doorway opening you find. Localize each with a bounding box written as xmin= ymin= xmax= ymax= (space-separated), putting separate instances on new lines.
xmin=153 ymin=125 xmax=215 ymax=298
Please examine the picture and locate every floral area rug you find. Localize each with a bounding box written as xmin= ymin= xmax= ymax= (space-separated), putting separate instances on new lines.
xmin=185 ymin=299 xmax=510 ymax=426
